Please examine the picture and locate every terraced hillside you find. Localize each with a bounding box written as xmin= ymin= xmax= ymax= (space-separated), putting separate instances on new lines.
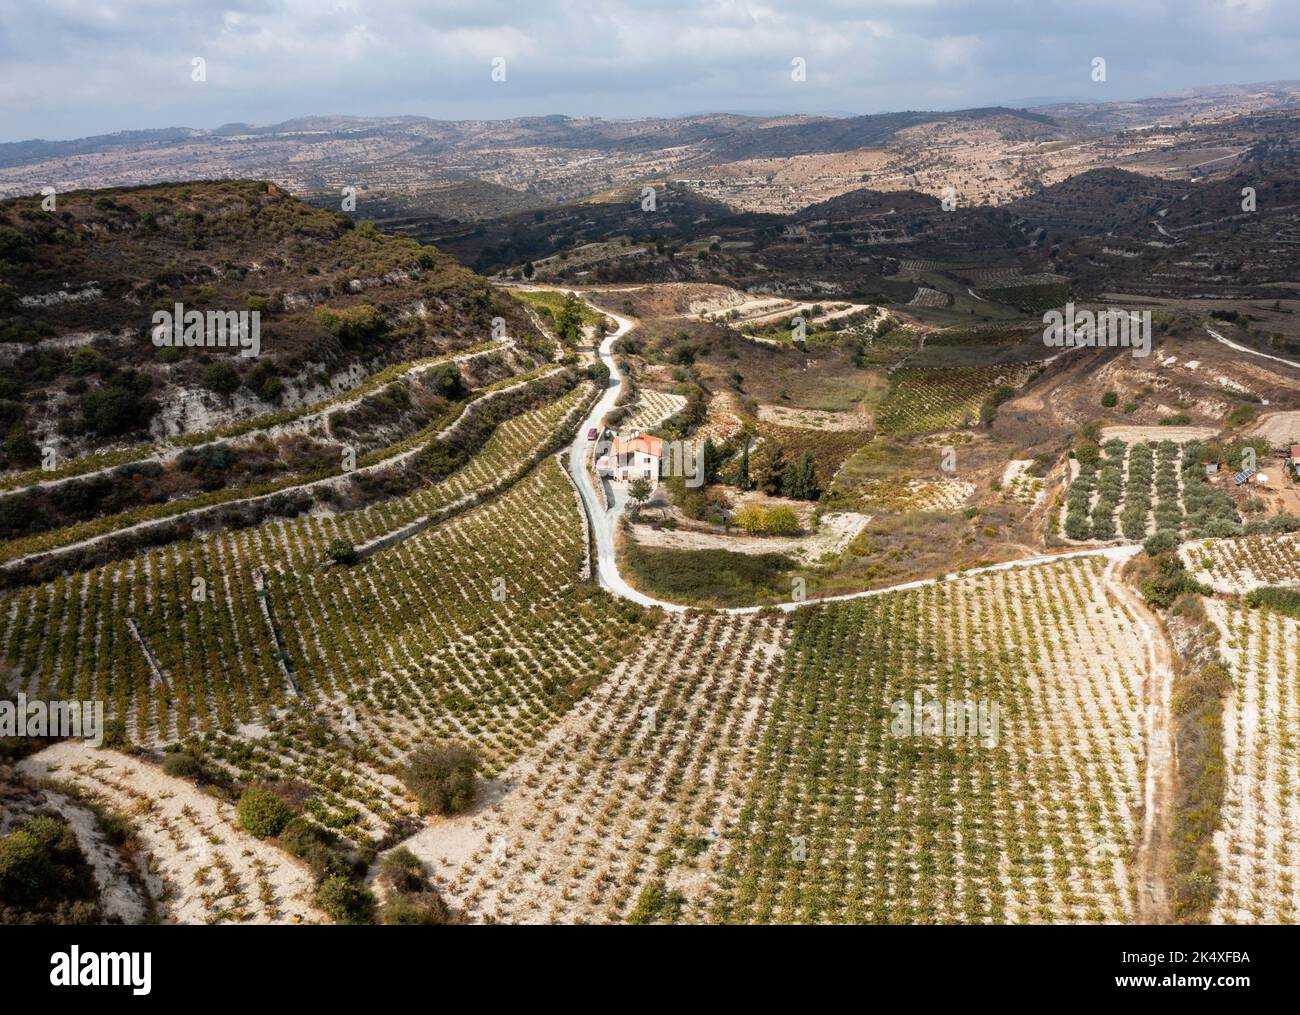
xmin=0 ymin=393 xmax=644 ymax=843
xmin=0 ymin=181 xmax=550 ymax=472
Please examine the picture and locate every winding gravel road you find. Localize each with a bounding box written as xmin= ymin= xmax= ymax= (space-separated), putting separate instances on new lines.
xmin=559 ymin=290 xmax=1143 ymax=615
xmin=1206 ymin=325 xmax=1300 ymax=372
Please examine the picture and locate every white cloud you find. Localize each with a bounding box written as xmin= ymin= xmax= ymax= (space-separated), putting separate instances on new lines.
xmin=0 ymin=0 xmax=1297 ymax=140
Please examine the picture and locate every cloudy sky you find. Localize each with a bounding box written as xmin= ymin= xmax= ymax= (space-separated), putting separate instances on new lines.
xmin=0 ymin=0 xmax=1295 ymax=142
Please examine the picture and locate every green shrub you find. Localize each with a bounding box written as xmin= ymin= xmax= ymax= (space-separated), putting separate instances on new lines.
xmin=1244 ymin=586 xmax=1300 ymax=620
xmin=202 ymin=362 xmax=241 ymax=398
xmin=379 ymin=891 xmax=449 ymax=924
xmin=278 ymin=817 xmax=350 ymax=879
xmin=626 ymin=880 xmax=684 ymax=924
xmin=1101 ymin=391 xmax=1118 ymax=408
xmin=162 ymin=752 xmax=202 ymax=779
xmin=314 ymin=874 xmax=375 ymax=924
xmin=236 ymin=786 xmax=294 ymax=838
xmin=1143 ymin=530 xmax=1180 ymax=555
xmin=401 ymin=741 xmax=478 ymax=815
xmin=327 ymin=538 xmax=358 ymax=566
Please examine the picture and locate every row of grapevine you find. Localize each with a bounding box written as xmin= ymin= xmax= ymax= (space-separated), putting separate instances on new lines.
xmin=1182 ymin=533 xmax=1300 ymax=593
xmin=395 ymin=612 xmax=788 ymax=923
xmin=877 ymin=365 xmax=1035 ymax=435
xmin=1207 ymin=600 xmax=1300 ymax=923
xmin=387 ymin=558 xmax=1152 ymax=923
xmin=1 ymin=391 xmax=599 ymax=750
xmin=711 ymin=558 xmax=1145 ymax=924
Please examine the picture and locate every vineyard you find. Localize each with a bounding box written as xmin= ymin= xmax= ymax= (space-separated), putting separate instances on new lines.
xmin=1182 ymin=533 xmax=1300 ymax=593
xmin=623 ymin=390 xmax=688 ymax=432
xmin=711 ymin=558 xmax=1147 ymax=924
xmin=1061 ymin=440 xmax=1240 ymax=543
xmin=392 ymin=557 xmax=1151 ymax=923
xmin=876 ymin=365 xmax=1035 ymax=435
xmin=908 ymin=287 xmax=950 ymax=308
xmin=400 ymin=612 xmax=787 ymax=924
xmin=1 ymin=368 xmax=585 ymax=568
xmin=0 ymin=392 xmax=645 ymax=843
xmin=975 ymin=283 xmax=1070 ymax=314
xmin=21 ymin=740 xmax=324 ymax=925
xmin=1207 ymin=600 xmax=1300 ymax=923
xmin=1003 ymin=460 xmax=1046 ymax=509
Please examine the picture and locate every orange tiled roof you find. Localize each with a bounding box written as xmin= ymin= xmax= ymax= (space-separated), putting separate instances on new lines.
xmin=611 ymin=435 xmax=663 ymax=457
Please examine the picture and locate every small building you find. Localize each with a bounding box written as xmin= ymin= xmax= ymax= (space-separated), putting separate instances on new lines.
xmin=1204 ymin=463 xmax=1219 ymax=476
xmin=1291 ymin=445 xmax=1300 ymax=468
xmin=608 ymin=433 xmax=662 ymax=486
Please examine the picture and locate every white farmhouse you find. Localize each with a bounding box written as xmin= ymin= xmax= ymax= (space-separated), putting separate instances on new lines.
xmin=597 ymin=433 xmax=662 ymax=486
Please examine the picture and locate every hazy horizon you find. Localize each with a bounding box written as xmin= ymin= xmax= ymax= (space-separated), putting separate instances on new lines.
xmin=3 ymin=0 xmax=1299 ymax=143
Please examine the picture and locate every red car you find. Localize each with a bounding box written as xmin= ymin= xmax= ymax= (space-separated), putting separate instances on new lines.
xmin=587 ymin=428 xmax=599 ymax=440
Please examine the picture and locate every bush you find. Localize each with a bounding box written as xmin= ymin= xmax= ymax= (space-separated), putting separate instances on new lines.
xmin=379 ymin=891 xmax=450 ymax=924
xmin=1101 ymin=391 xmax=1119 ymax=408
xmin=202 ymin=361 xmax=241 ymax=398
xmin=314 ymin=874 xmax=375 ymax=924
xmin=161 ymin=752 xmax=202 ymax=779
xmin=277 ymin=818 xmax=350 ymax=879
xmin=236 ymin=786 xmax=294 ymax=838
xmin=327 ymin=538 xmax=358 ymax=566
xmin=401 ymin=741 xmax=478 ymax=815
xmin=376 ymin=849 xmax=451 ymax=924
xmin=1227 ymin=404 xmax=1256 ymax=427
xmin=0 ymin=815 xmax=97 ymax=919
xmin=316 ymin=303 xmax=389 ymax=345
xmin=1143 ymin=530 xmax=1180 ymax=555
xmin=82 ymin=376 xmax=158 ymax=437
xmin=1141 ymin=555 xmax=1208 ymax=609
xmin=1244 ymin=586 xmax=1300 ymax=620
xmin=764 ymin=506 xmax=799 ymax=536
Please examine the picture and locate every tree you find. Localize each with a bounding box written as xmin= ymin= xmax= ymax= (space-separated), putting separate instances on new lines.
xmin=701 ymin=437 xmax=721 ymax=486
xmin=627 ymin=477 xmax=653 ymax=516
xmin=750 ymin=440 xmax=786 ymax=496
xmin=3 ymin=424 xmax=38 ymax=467
xmin=736 ymin=440 xmax=751 ymax=490
xmin=202 ymin=361 xmax=240 ymax=399
xmin=553 ymin=293 xmax=585 ymax=345
xmin=784 ymin=451 xmax=819 ymax=501
xmin=81 ymin=375 xmax=158 ymax=437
